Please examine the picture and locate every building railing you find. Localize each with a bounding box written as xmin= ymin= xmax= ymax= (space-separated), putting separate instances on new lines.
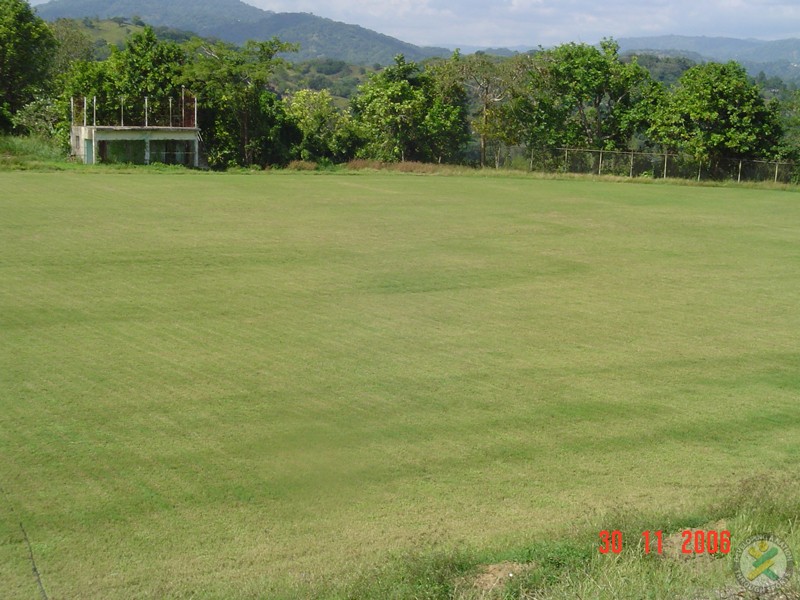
xmin=71 ymin=94 xmax=198 ymax=129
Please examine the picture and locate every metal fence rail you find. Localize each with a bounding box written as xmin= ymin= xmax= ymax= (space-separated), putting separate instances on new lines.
xmin=71 ymin=95 xmax=198 ymax=128
xmin=498 ymin=146 xmax=800 ymax=184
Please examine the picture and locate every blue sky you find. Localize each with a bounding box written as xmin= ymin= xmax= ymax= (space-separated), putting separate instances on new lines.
xmin=245 ymin=0 xmax=800 ymax=47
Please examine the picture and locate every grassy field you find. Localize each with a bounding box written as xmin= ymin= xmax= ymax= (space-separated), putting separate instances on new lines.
xmin=1 ymin=170 xmax=799 ymax=599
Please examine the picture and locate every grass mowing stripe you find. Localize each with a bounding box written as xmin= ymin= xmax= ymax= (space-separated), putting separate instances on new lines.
xmin=1 ymin=171 xmax=799 ymax=597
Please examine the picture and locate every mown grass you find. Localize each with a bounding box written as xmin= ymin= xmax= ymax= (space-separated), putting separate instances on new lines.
xmin=1 ymin=170 xmax=799 ymax=599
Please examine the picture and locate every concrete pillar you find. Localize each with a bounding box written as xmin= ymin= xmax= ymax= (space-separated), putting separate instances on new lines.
xmin=193 ymin=137 xmax=199 ymax=168
xmin=92 ymin=130 xmax=98 ymax=165
xmin=145 ymin=138 xmax=150 ymax=165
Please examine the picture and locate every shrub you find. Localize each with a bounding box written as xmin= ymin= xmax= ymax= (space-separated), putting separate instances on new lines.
xmin=286 ymin=160 xmax=318 ymax=171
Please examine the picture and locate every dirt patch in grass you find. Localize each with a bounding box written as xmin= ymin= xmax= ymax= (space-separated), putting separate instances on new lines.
xmin=469 ymin=561 xmax=527 ymax=594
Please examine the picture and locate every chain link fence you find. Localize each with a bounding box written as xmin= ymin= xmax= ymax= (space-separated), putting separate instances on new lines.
xmin=494 ymin=146 xmax=800 ymax=184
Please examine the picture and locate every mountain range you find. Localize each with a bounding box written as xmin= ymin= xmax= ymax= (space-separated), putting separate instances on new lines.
xmin=617 ymin=36 xmax=800 ymax=83
xmin=32 ymin=0 xmax=452 ymax=64
xmin=30 ymin=0 xmax=800 ymax=80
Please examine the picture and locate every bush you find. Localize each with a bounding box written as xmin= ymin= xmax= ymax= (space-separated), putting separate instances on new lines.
xmin=286 ymin=160 xmax=318 ymax=171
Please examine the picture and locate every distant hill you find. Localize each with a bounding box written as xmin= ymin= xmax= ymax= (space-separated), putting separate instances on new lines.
xmin=618 ymin=35 xmax=800 ymax=83
xmin=34 ymin=0 xmax=451 ymax=64
xmin=35 ymin=0 xmax=267 ymax=33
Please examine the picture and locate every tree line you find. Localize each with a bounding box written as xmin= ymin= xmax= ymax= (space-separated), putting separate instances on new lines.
xmin=3 ymin=0 xmax=799 ymax=171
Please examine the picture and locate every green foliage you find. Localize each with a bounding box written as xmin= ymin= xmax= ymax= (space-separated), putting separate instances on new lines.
xmin=352 ymin=54 xmax=469 ymax=162
xmin=286 ymin=89 xmax=356 ymax=162
xmin=345 ymin=547 xmax=474 ymax=600
xmin=11 ymin=97 xmax=62 ymax=139
xmin=61 ymin=26 xmax=186 ymax=127
xmin=0 ymin=133 xmax=67 ymax=168
xmin=183 ymin=37 xmax=300 ymax=167
xmin=0 ymin=0 xmax=57 ymax=132
xmin=626 ymin=53 xmax=696 ymax=87
xmin=49 ymin=18 xmax=94 ymax=79
xmin=650 ymin=61 xmax=783 ymax=162
xmin=534 ymin=39 xmax=659 ymax=150
xmin=453 ymin=52 xmax=515 ymax=167
xmin=8 ymin=5 xmax=800 ymax=171
xmin=311 ymin=57 xmax=348 ymax=76
xmin=109 ymin=26 xmax=184 ymax=96
xmin=776 ymin=90 xmax=800 ymax=160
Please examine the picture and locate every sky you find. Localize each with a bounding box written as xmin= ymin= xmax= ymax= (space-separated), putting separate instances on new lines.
xmin=245 ymin=0 xmax=800 ymax=48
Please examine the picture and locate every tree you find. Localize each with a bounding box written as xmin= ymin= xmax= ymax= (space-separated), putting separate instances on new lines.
xmin=455 ymin=52 xmax=514 ymax=167
xmin=424 ymin=56 xmax=470 ymax=163
xmin=776 ymin=90 xmax=800 ymax=160
xmin=351 ymin=54 xmax=468 ymax=163
xmin=286 ymin=89 xmax=356 ymax=162
xmin=0 ymin=0 xmax=57 ymax=132
xmin=108 ymin=27 xmax=184 ymax=99
xmin=182 ymin=37 xmax=300 ymax=167
xmin=62 ymin=27 xmax=185 ymax=128
xmin=650 ymin=62 xmax=782 ymax=164
xmin=351 ymin=55 xmax=430 ymax=162
xmin=49 ymin=18 xmax=93 ymax=80
xmin=535 ymin=39 xmax=656 ymax=150
xmin=508 ymin=53 xmax=572 ymax=154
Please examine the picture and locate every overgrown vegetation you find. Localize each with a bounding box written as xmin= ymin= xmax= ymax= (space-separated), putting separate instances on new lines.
xmin=0 ymin=134 xmax=69 ymax=169
xmin=326 ymin=472 xmax=800 ymax=599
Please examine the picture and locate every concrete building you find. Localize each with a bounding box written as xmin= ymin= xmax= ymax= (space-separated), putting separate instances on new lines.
xmin=70 ymin=96 xmax=201 ymax=167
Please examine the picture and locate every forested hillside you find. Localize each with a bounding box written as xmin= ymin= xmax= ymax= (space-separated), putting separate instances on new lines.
xmin=619 ymin=35 xmax=800 ymax=84
xmin=34 ymin=0 xmax=451 ymax=64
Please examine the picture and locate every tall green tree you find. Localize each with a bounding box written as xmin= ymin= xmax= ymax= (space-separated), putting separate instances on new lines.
xmin=424 ymin=55 xmax=470 ymax=164
xmin=351 ymin=55 xmax=429 ymax=162
xmin=508 ymin=53 xmax=572 ymax=153
xmin=351 ymin=54 xmax=468 ymax=163
xmin=776 ymin=90 xmax=800 ymax=160
xmin=650 ymin=61 xmax=782 ymax=163
xmin=182 ymin=37 xmax=300 ymax=167
xmin=62 ymin=27 xmax=186 ymax=127
xmin=49 ymin=18 xmax=93 ymax=81
xmin=0 ymin=0 xmax=57 ymax=132
xmin=286 ymin=88 xmax=356 ymax=162
xmin=535 ymin=39 xmax=656 ymax=150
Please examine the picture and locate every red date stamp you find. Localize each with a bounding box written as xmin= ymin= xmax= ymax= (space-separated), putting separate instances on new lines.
xmin=598 ymin=530 xmax=732 ymax=555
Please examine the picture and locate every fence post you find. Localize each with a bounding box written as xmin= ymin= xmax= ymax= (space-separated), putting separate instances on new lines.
xmin=564 ymin=148 xmax=568 ymax=173
xmin=630 ymin=151 xmax=634 ymax=178
xmin=697 ymin=162 xmax=702 ymax=182
xmin=738 ymin=160 xmax=742 ymax=183
xmin=663 ymin=153 xmax=668 ymax=179
xmin=775 ymin=161 xmax=780 ymax=183
xmin=598 ymin=150 xmax=603 ymax=176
